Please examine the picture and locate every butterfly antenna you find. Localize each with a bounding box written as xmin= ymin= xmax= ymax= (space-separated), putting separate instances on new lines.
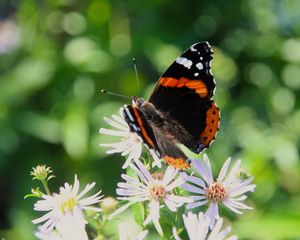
xmin=101 ymin=89 xmax=131 ymax=99
xmin=133 ymin=58 xmax=141 ymax=96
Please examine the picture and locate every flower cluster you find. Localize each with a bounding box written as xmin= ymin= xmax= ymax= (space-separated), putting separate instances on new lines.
xmin=99 ymin=108 xmax=256 ymax=238
xmin=27 ymin=106 xmax=256 ymax=239
xmin=29 ymin=167 xmax=103 ymax=239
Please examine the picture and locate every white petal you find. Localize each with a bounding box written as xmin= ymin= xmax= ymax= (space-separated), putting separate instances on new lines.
xmin=224 ymin=159 xmax=241 ymax=184
xmin=99 ymin=128 xmax=127 ymax=137
xmin=217 ymin=157 xmax=231 ymax=183
xmin=103 ymin=116 xmax=128 ymax=131
xmin=109 ymin=202 xmax=132 ymax=219
xmin=166 ymin=175 xmax=186 ymax=191
xmin=187 ymin=200 xmax=208 ymax=209
xmin=172 ymin=227 xmax=182 ymax=240
xmin=163 ymin=166 xmax=178 ymax=186
xmin=181 ymin=183 xmax=206 ymax=194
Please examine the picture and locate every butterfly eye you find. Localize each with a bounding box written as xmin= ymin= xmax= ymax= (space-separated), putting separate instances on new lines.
xmin=137 ymin=98 xmax=145 ymax=106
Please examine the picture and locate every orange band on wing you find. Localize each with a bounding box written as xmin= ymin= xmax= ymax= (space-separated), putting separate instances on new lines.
xmin=164 ymin=155 xmax=190 ymax=170
xmin=159 ymin=77 xmax=208 ymax=98
xmin=132 ymin=107 xmax=155 ymax=147
xmin=200 ymin=103 xmax=220 ymax=146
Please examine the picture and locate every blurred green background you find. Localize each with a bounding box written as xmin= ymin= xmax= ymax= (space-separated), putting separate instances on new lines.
xmin=1 ymin=0 xmax=300 ymax=239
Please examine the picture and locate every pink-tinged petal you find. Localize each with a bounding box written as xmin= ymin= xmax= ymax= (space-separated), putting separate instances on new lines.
xmin=117 ymin=182 xmax=145 ymax=192
xmin=208 ymin=217 xmax=223 ymax=239
xmin=172 ymin=227 xmax=182 ymax=240
xmin=150 ymin=149 xmax=162 ymax=168
xmin=163 ymin=167 xmax=178 ymax=186
xmin=203 ymin=154 xmax=214 ymax=183
xmin=226 ymin=199 xmax=253 ymax=210
xmin=224 ymin=159 xmax=241 ymax=184
xmin=187 ymin=200 xmax=208 ymax=209
xmin=181 ymin=183 xmax=206 ymax=194
xmin=185 ymin=175 xmax=206 ymax=188
xmin=167 ymin=195 xmax=193 ymax=204
xmin=222 ymin=203 xmax=243 ymax=214
xmin=116 ymin=188 xmax=143 ymax=197
xmin=231 ymin=195 xmax=247 ymax=201
xmin=147 ymin=200 xmax=163 ymax=236
xmin=193 ymin=158 xmax=213 ymax=185
xmin=229 ymin=180 xmax=255 ymax=197
xmin=217 ymin=157 xmax=231 ymax=183
xmin=135 ymin=159 xmax=152 ymax=182
xmin=192 ymin=195 xmax=206 ymax=201
xmin=164 ymin=197 xmax=178 ymax=212
xmin=129 ymin=162 xmax=150 ymax=185
xmin=166 ymin=175 xmax=186 ymax=191
xmin=206 ymin=203 xmax=219 ymax=229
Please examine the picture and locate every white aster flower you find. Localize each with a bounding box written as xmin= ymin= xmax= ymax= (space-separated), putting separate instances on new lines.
xmin=99 ymin=108 xmax=161 ymax=169
xmin=173 ymin=212 xmax=237 ymax=240
xmin=35 ymin=212 xmax=89 ymax=240
xmin=182 ymin=154 xmax=256 ymax=228
xmin=32 ymin=175 xmax=103 ymax=230
xmin=111 ymin=159 xmax=192 ymax=236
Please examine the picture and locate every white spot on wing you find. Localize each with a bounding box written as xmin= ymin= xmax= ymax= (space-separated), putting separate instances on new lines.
xmin=194 ymin=72 xmax=199 ymax=77
xmin=190 ymin=44 xmax=197 ymax=52
xmin=176 ymin=57 xmax=193 ymax=69
xmin=196 ymin=62 xmax=203 ymax=70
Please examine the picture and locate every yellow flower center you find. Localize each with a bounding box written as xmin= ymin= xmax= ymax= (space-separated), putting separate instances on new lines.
xmin=60 ymin=197 xmax=78 ymax=213
xmin=150 ymin=185 xmax=167 ymax=200
xmin=206 ymin=182 xmax=227 ymax=202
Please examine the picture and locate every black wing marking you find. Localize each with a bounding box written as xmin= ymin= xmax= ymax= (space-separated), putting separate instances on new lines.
xmin=149 ymin=42 xmax=219 ymax=153
xmin=122 ymin=105 xmax=161 ymax=158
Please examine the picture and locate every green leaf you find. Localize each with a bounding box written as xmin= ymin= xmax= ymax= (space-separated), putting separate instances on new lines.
xmin=131 ymin=202 xmax=145 ymax=226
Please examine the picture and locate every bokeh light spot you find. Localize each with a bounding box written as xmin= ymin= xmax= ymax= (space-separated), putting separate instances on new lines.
xmin=88 ymin=0 xmax=111 ymax=25
xmin=271 ymin=88 xmax=295 ymax=115
xmin=213 ymin=48 xmax=237 ymax=84
xmin=282 ymin=64 xmax=300 ymax=90
xmin=110 ymin=33 xmax=131 ymax=56
xmin=246 ymin=63 xmax=273 ymax=88
xmin=73 ymin=76 xmax=95 ymax=101
xmin=62 ymin=12 xmax=86 ymax=35
xmin=46 ymin=11 xmax=64 ymax=34
xmin=282 ymin=39 xmax=300 ymax=62
xmin=152 ymin=44 xmax=180 ymax=73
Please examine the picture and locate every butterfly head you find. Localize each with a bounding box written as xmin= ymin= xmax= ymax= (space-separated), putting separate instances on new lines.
xmin=132 ymin=96 xmax=145 ymax=107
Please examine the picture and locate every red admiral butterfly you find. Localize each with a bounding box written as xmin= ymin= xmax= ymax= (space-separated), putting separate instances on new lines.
xmin=123 ymin=42 xmax=220 ymax=170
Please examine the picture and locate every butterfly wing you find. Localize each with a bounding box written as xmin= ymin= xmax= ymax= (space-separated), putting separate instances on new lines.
xmin=149 ymin=42 xmax=220 ymax=153
xmin=123 ymin=105 xmax=190 ymax=169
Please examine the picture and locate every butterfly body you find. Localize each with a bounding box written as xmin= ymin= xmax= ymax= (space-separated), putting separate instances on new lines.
xmin=123 ymin=42 xmax=220 ymax=170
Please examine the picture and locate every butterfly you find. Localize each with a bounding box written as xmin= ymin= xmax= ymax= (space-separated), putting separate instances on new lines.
xmin=123 ymin=42 xmax=220 ymax=170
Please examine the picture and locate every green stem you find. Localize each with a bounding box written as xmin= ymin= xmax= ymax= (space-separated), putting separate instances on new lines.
xmin=41 ymin=179 xmax=51 ymax=195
